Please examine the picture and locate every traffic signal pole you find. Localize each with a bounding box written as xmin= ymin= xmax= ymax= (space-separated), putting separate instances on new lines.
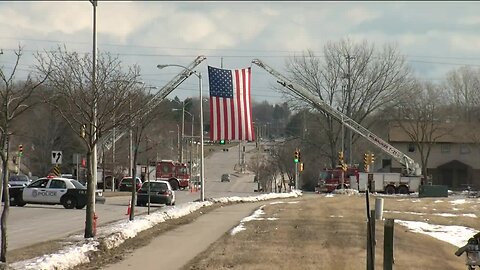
xmin=294 ymin=162 xmax=298 ymax=190
xmin=18 ymin=144 xmax=23 ymax=175
xmin=293 ymin=149 xmax=300 ymax=190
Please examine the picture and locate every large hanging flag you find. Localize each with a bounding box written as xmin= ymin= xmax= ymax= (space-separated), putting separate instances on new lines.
xmin=208 ymin=66 xmax=255 ymax=141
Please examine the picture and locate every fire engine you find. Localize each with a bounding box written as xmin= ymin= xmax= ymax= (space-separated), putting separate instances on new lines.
xmin=316 ymin=166 xmax=359 ymax=193
xmin=252 ymin=59 xmax=422 ymax=194
xmin=155 ymin=160 xmax=190 ymax=190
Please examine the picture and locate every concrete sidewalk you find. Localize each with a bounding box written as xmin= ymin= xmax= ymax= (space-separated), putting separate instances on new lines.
xmin=102 ymin=201 xmax=266 ymax=270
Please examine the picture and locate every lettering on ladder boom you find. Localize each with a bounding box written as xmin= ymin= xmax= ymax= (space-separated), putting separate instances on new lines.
xmin=367 ymin=134 xmax=401 ymax=157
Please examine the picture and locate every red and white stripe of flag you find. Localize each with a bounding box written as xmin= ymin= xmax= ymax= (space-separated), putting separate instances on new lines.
xmin=210 ymin=68 xmax=255 ymax=141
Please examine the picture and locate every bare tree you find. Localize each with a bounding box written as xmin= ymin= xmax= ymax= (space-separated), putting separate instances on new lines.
xmin=285 ymin=38 xmax=412 ymax=166
xmin=125 ymin=86 xmax=160 ymax=221
xmin=248 ymin=152 xmax=265 ymax=191
xmin=35 ymin=46 xmax=141 ymax=238
xmin=444 ymin=66 xmax=480 ymax=122
xmin=14 ymin=97 xmax=84 ymax=177
xmin=0 ymin=46 xmax=48 ymax=262
xmin=391 ymin=79 xmax=450 ymax=179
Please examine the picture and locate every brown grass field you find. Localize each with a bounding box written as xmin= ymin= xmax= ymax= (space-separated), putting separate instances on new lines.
xmin=9 ymin=192 xmax=478 ymax=270
xmin=182 ymin=193 xmax=479 ymax=270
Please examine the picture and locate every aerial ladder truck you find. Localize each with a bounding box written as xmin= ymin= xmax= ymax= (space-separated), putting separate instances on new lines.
xmin=251 ymin=59 xmax=422 ymax=194
xmin=98 ymin=55 xmax=207 ymax=189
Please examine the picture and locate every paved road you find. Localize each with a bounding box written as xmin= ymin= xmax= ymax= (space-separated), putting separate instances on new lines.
xmin=7 ymin=142 xmax=259 ymax=250
xmin=102 ymin=201 xmax=266 ymax=270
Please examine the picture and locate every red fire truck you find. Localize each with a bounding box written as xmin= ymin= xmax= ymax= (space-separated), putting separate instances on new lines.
xmin=252 ymin=59 xmax=424 ymax=195
xmin=155 ymin=160 xmax=190 ymax=190
xmin=316 ymin=166 xmax=359 ymax=193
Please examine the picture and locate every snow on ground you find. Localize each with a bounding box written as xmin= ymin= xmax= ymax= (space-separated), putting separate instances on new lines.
xmin=230 ymin=205 xmax=267 ymax=235
xmin=322 ymin=193 xmax=478 ymax=249
xmin=230 ymin=200 xmax=298 ymax=235
xmin=269 ymin=201 xmax=299 ymax=205
xmin=9 ymin=190 xmax=477 ymax=269
xmin=384 ymin=210 xmax=477 ymax=218
xmin=395 ymin=220 xmax=479 ymax=247
xmin=451 ymin=199 xmax=467 ymax=205
xmin=10 ymin=190 xmax=302 ymax=270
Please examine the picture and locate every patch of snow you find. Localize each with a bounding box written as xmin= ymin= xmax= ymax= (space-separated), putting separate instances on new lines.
xmin=269 ymin=201 xmax=299 ymax=205
xmin=230 ymin=224 xmax=246 ymax=235
xmin=395 ymin=220 xmax=479 ymax=247
xmin=269 ymin=201 xmax=285 ymax=205
xmin=230 ymin=206 xmax=266 ymax=235
xmin=332 ymin=189 xmax=359 ymax=195
xmin=451 ymin=199 xmax=467 ymax=205
xmin=385 ymin=210 xmax=477 ymax=218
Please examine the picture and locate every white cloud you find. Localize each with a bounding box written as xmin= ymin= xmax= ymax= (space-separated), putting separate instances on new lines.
xmin=1 ymin=2 xmax=480 ymax=103
xmin=458 ymin=16 xmax=480 ymax=25
xmin=0 ymin=2 xmax=90 ymax=35
xmin=345 ymin=7 xmax=380 ymax=24
xmin=450 ymin=35 xmax=480 ymax=52
xmin=97 ymin=3 xmax=160 ymax=41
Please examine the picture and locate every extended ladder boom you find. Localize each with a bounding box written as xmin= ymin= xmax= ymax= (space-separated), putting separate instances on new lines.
xmin=252 ymin=59 xmax=421 ymax=176
xmin=100 ymin=55 xmax=207 ymax=151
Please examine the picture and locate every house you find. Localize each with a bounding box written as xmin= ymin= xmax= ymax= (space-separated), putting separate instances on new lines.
xmin=387 ymin=122 xmax=480 ymax=190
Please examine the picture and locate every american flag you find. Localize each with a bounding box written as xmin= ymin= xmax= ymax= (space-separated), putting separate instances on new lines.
xmin=208 ymin=66 xmax=255 ymax=142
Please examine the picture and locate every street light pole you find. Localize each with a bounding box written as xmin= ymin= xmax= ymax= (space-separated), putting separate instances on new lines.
xmin=174 ymin=108 xmax=194 ymax=177
xmin=190 ymin=114 xmax=194 ymax=182
xmin=156 ymin=64 xmax=205 ymax=201
xmin=180 ymin=101 xmax=185 ymax=163
xmin=87 ymin=0 xmax=98 ymax=238
xmin=92 ymin=1 xmax=97 ymax=198
xmin=198 ymin=72 xmax=205 ymax=201
xmin=129 ymin=100 xmax=133 ymax=176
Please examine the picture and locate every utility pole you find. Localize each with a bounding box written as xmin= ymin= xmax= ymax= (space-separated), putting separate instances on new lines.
xmin=345 ymin=54 xmax=355 ymax=164
xmin=180 ymin=101 xmax=185 ymax=163
xmin=177 ymin=124 xmax=180 ymax=162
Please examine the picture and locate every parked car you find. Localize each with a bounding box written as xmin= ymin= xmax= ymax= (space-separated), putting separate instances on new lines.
xmin=221 ymin=173 xmax=231 ymax=182
xmin=136 ymin=180 xmax=175 ymax=206
xmin=9 ymin=174 xmax=31 ymax=187
xmin=118 ymin=177 xmax=142 ymax=192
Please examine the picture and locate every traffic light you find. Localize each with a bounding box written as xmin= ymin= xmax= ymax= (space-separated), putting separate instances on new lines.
xmin=299 ymin=162 xmax=304 ymax=172
xmin=298 ymin=151 xmax=301 ymax=162
xmin=338 ymin=151 xmax=344 ymax=165
xmin=370 ymin=153 xmax=375 ymax=164
xmin=294 ymin=150 xmax=299 ymax=163
xmin=80 ymin=124 xmax=86 ymax=138
xmin=219 ymin=140 xmax=225 ymax=145
xmin=18 ymin=144 xmax=23 ymax=157
xmin=364 ymin=153 xmax=368 ymax=165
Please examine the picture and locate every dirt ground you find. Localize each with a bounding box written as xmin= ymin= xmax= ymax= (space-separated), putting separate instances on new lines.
xmin=8 ymin=193 xmax=478 ymax=270
xmin=181 ymin=194 xmax=477 ymax=270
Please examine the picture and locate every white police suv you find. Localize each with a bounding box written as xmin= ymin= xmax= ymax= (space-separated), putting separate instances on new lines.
xmin=9 ymin=177 xmax=102 ymax=209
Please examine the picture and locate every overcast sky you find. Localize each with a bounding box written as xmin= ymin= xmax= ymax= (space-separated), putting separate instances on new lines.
xmin=1 ymin=1 xmax=479 ymax=104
